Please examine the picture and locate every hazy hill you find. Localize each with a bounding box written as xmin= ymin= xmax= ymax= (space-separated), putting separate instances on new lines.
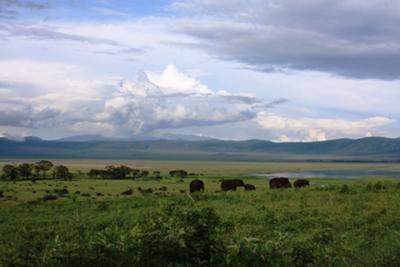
xmin=0 ymin=136 xmax=399 ymax=162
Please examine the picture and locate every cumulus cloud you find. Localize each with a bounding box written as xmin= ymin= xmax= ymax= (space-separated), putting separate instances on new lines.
xmin=171 ymin=0 xmax=400 ymax=79
xmin=96 ymin=65 xmax=268 ymax=136
xmin=0 ymin=62 xmax=285 ymax=138
xmin=0 ymin=61 xmax=394 ymax=140
xmin=256 ymin=112 xmax=394 ymax=142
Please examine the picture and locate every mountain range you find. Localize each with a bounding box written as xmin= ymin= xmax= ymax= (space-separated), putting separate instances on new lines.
xmin=1 ymin=135 xmax=400 ymax=162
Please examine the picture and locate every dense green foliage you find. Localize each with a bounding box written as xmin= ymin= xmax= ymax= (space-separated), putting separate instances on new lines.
xmin=1 ymin=161 xmax=72 ymax=182
xmin=2 ymin=175 xmax=400 ymax=266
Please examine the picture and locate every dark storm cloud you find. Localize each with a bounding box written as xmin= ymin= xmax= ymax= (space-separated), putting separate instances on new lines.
xmin=172 ymin=0 xmax=400 ymax=80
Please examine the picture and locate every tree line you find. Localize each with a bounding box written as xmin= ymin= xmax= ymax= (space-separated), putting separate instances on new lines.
xmin=87 ymin=166 xmax=191 ymax=180
xmin=87 ymin=165 xmax=156 ymax=180
xmin=1 ymin=160 xmax=72 ymax=182
xmin=1 ymin=161 xmax=193 ymax=182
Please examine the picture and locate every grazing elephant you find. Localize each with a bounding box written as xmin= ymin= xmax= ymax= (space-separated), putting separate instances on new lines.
xmin=269 ymin=177 xmax=292 ymax=189
xmin=244 ymin=184 xmax=256 ymax=191
xmin=294 ymin=179 xmax=310 ymax=188
xmin=190 ymin=179 xmax=204 ymax=193
xmin=221 ymin=179 xmax=245 ymax=191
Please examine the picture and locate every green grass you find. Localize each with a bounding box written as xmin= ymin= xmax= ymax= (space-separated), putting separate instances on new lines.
xmin=1 ymin=160 xmax=400 ymax=266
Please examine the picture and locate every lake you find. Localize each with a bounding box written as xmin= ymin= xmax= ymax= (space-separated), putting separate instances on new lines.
xmin=250 ymin=169 xmax=400 ymax=179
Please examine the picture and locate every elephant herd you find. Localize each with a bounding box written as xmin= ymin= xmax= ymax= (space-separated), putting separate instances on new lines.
xmin=189 ymin=177 xmax=310 ymax=193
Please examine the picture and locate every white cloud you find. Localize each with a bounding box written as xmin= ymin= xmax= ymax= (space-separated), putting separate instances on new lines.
xmin=97 ymin=65 xmax=262 ymax=136
xmin=256 ymin=112 xmax=394 ymax=142
xmin=1 ymin=6 xmax=400 ymax=141
xmin=0 ymin=62 xmax=282 ymax=138
xmin=146 ymin=64 xmax=212 ymax=95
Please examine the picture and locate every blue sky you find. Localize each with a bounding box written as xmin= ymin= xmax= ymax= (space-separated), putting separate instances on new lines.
xmin=0 ymin=0 xmax=400 ymax=141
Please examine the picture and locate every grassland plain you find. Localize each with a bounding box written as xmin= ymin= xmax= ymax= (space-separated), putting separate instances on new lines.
xmin=1 ymin=160 xmax=400 ymax=266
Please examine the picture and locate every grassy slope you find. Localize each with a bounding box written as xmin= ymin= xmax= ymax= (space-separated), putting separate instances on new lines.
xmin=1 ymin=178 xmax=400 ymax=266
xmin=1 ymin=161 xmax=400 ymax=265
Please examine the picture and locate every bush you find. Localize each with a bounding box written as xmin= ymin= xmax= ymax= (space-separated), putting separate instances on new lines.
xmin=97 ymin=202 xmax=110 ymax=211
xmin=42 ymin=195 xmax=58 ymax=201
xmin=226 ymin=233 xmax=289 ymax=267
xmin=121 ymin=189 xmax=133 ymax=195
xmin=339 ymin=184 xmax=350 ymax=193
xmin=53 ymin=188 xmax=69 ymax=196
xmin=129 ymin=202 xmax=228 ymax=266
xmin=13 ymin=202 xmax=229 ymax=266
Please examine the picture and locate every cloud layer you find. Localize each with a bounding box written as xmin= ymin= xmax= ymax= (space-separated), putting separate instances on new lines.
xmin=172 ymin=0 xmax=400 ymax=79
xmin=96 ymin=65 xmax=272 ymax=136
xmin=0 ymin=63 xmax=283 ymax=138
xmin=0 ymin=1 xmax=399 ymax=141
xmin=256 ymin=112 xmax=394 ymax=142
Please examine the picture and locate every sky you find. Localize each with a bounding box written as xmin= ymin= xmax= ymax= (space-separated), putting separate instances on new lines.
xmin=1 ymin=0 xmax=400 ymax=142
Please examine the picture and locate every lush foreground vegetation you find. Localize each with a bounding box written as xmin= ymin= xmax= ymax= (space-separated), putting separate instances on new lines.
xmin=1 ymin=160 xmax=400 ymax=266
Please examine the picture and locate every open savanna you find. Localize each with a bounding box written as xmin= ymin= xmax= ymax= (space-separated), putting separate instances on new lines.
xmin=1 ymin=160 xmax=400 ymax=266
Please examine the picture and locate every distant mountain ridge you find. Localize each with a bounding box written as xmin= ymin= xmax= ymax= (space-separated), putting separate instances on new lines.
xmin=0 ymin=136 xmax=399 ymax=162
xmin=55 ymin=133 xmax=215 ymax=142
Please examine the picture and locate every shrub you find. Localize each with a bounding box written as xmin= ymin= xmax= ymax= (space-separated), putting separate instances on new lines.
xmin=53 ymin=188 xmax=69 ymax=196
xmin=131 ymin=202 xmax=228 ymax=266
xmin=26 ymin=202 xmax=229 ymax=266
xmin=97 ymin=202 xmax=110 ymax=211
xmin=366 ymin=182 xmax=387 ymax=192
xmin=158 ymin=186 xmax=167 ymax=191
xmin=42 ymin=195 xmax=58 ymax=201
xmin=226 ymin=233 xmax=289 ymax=267
xmin=121 ymin=189 xmax=133 ymax=195
xmin=339 ymin=184 xmax=350 ymax=193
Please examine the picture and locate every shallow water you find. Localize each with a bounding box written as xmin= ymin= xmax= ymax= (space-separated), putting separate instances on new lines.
xmin=250 ymin=169 xmax=400 ymax=179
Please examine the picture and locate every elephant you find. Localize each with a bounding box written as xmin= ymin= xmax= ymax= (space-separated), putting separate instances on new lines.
xmin=221 ymin=179 xmax=245 ymax=191
xmin=244 ymin=184 xmax=256 ymax=191
xmin=190 ymin=179 xmax=204 ymax=193
xmin=294 ymin=179 xmax=310 ymax=188
xmin=269 ymin=177 xmax=292 ymax=189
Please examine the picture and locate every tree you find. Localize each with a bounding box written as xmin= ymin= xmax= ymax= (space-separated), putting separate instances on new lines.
xmin=169 ymin=170 xmax=188 ymax=178
xmin=87 ymin=169 xmax=101 ymax=178
xmin=140 ymin=170 xmax=149 ymax=177
xmin=105 ymin=165 xmax=132 ymax=179
xmin=131 ymin=169 xmax=140 ymax=178
xmin=153 ymin=171 xmax=162 ymax=179
xmin=87 ymin=166 xmax=137 ymax=179
xmin=30 ymin=164 xmax=41 ymax=183
xmin=52 ymin=165 xmax=72 ymax=180
xmin=36 ymin=160 xmax=54 ymax=178
xmin=17 ymin=163 xmax=33 ymax=180
xmin=2 ymin=164 xmax=18 ymax=182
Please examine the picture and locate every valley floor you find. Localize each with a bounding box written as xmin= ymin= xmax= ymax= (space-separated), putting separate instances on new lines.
xmin=1 ymin=161 xmax=400 ymax=266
